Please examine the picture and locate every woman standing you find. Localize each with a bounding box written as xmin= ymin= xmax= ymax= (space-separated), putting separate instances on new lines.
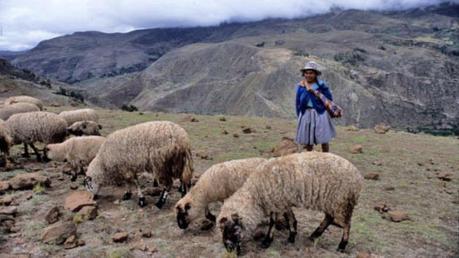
xmin=295 ymin=61 xmax=336 ymax=152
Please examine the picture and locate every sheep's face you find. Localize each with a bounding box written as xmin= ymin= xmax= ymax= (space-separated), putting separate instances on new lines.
xmin=44 ymin=144 xmax=61 ymax=161
xmin=175 ymin=196 xmax=201 ymax=229
xmin=84 ymin=176 xmax=100 ymax=196
xmin=219 ymin=214 xmax=244 ymax=255
xmin=67 ymin=121 xmax=101 ymax=136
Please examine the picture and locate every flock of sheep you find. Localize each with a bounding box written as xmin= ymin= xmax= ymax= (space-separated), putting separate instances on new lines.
xmin=0 ymin=95 xmax=364 ymax=255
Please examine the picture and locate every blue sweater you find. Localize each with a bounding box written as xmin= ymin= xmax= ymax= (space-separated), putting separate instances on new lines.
xmin=295 ymin=80 xmax=333 ymax=117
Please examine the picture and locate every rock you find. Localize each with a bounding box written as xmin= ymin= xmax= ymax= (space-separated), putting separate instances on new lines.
xmin=222 ymin=130 xmax=229 ymax=135
xmin=374 ymin=123 xmax=391 ymax=134
xmin=0 ymin=206 xmax=17 ymax=216
xmin=64 ymin=191 xmax=96 ymax=212
xmin=436 ymin=172 xmax=452 ymax=181
xmin=356 ymin=251 xmax=372 ymax=258
xmin=77 ymin=206 xmax=97 ymax=221
xmin=232 ymin=133 xmax=239 ymax=138
xmin=372 ymin=160 xmax=383 ymax=166
xmin=45 ymin=206 xmax=60 ymax=224
xmin=70 ymin=183 xmax=79 ymax=190
xmin=196 ymin=152 xmax=213 ymax=160
xmin=265 ymin=125 xmax=272 ymax=130
xmin=112 ymin=231 xmax=129 ymax=243
xmin=364 ymin=173 xmax=380 ymax=180
xmin=271 ymin=137 xmax=297 ymax=157
xmin=141 ymin=230 xmax=152 ymax=238
xmin=351 ymin=144 xmax=363 ymax=154
xmin=384 ymin=186 xmax=395 ymax=191
xmin=0 ymin=181 xmax=10 ymax=193
xmin=131 ymin=239 xmax=147 ymax=251
xmin=384 ymin=210 xmax=410 ymax=222
xmin=64 ymin=235 xmax=78 ymax=249
xmin=242 ymin=128 xmax=254 ymax=134
xmin=0 ymin=195 xmax=13 ymax=206
xmin=374 ymin=203 xmax=391 ymax=213
xmin=346 ymin=125 xmax=360 ymax=131
xmin=8 ymin=172 xmax=50 ymax=190
xmin=219 ymin=117 xmax=226 ymax=122
xmin=41 ymin=222 xmax=77 ymax=245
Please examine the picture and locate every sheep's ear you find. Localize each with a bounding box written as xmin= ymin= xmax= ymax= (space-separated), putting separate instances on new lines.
xmin=98 ymin=124 xmax=103 ymax=129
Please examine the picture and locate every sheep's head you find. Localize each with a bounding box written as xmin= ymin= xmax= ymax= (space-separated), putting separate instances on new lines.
xmin=175 ymin=195 xmax=203 ymax=229
xmin=44 ymin=144 xmax=63 ymax=162
xmin=219 ymin=213 xmax=244 ymax=255
xmin=67 ymin=121 xmax=102 ymax=136
xmin=83 ymin=176 xmax=100 ymax=196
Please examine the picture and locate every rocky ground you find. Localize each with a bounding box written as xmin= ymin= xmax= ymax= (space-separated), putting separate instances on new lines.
xmin=0 ymin=107 xmax=458 ymax=257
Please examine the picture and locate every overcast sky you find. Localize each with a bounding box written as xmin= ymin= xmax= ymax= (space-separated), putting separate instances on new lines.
xmin=0 ymin=0 xmax=455 ymax=51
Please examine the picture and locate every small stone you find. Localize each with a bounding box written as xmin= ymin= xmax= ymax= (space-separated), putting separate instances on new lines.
xmin=64 ymin=191 xmax=96 ymax=212
xmin=0 ymin=206 xmax=17 ymax=216
xmin=265 ymin=125 xmax=272 ymax=130
xmin=0 ymin=181 xmax=10 ymax=193
xmin=372 ymin=160 xmax=383 ymax=166
xmin=8 ymin=172 xmax=50 ymax=190
xmin=70 ymin=184 xmax=79 ymax=190
xmin=351 ymin=144 xmax=363 ymax=154
xmin=219 ymin=117 xmax=226 ymax=122
xmin=131 ymin=239 xmax=147 ymax=251
xmin=64 ymin=235 xmax=78 ymax=249
xmin=364 ymin=173 xmax=380 ymax=180
xmin=374 ymin=123 xmax=391 ymax=134
xmin=374 ymin=203 xmax=391 ymax=213
xmin=113 ymin=232 xmax=129 ymax=243
xmin=0 ymin=195 xmax=13 ymax=206
xmin=356 ymin=251 xmax=372 ymax=258
xmin=222 ymin=130 xmax=229 ymax=135
xmin=233 ymin=133 xmax=239 ymax=138
xmin=78 ymin=239 xmax=85 ymax=246
xmin=384 ymin=186 xmax=395 ymax=191
xmin=384 ymin=210 xmax=410 ymax=222
xmin=346 ymin=125 xmax=360 ymax=131
xmin=242 ymin=128 xmax=254 ymax=134
xmin=436 ymin=172 xmax=452 ymax=182
xmin=417 ymin=162 xmax=424 ymax=166
xmin=271 ymin=137 xmax=297 ymax=157
xmin=41 ymin=222 xmax=77 ymax=245
xmin=78 ymin=206 xmax=97 ymax=221
xmin=45 ymin=206 xmax=60 ymax=224
xmin=141 ymin=231 xmax=152 ymax=238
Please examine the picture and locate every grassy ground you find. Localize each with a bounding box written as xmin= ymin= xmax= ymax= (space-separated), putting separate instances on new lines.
xmin=1 ymin=107 xmax=458 ymax=257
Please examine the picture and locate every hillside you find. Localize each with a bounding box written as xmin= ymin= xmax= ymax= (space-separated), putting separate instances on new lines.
xmin=3 ymin=3 xmax=459 ymax=134
xmin=0 ymin=106 xmax=458 ymax=257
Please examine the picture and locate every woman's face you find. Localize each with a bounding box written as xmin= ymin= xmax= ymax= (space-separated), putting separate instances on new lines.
xmin=303 ymin=70 xmax=317 ymax=82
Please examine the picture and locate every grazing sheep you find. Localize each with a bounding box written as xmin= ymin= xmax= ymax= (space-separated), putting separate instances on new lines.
xmin=4 ymin=96 xmax=44 ymax=110
xmin=0 ymin=120 xmax=13 ymax=168
xmin=0 ymin=103 xmax=40 ymax=120
xmin=67 ymin=120 xmax=102 ymax=136
xmin=5 ymin=111 xmax=68 ymax=161
xmin=58 ymin=108 xmax=98 ymax=125
xmin=84 ymin=121 xmax=193 ymax=208
xmin=217 ymin=152 xmax=363 ymax=254
xmin=176 ymin=157 xmax=267 ymax=230
xmin=45 ymin=136 xmax=106 ymax=181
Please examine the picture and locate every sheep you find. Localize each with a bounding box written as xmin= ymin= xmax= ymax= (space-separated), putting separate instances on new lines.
xmin=5 ymin=111 xmax=68 ymax=161
xmin=45 ymin=136 xmax=106 ymax=181
xmin=217 ymin=151 xmax=363 ymax=254
xmin=0 ymin=119 xmax=13 ymax=168
xmin=84 ymin=121 xmax=193 ymax=208
xmin=67 ymin=120 xmax=102 ymax=136
xmin=4 ymin=96 xmax=44 ymax=110
xmin=0 ymin=102 xmax=40 ymax=120
xmin=175 ymin=157 xmax=267 ymax=230
xmin=58 ymin=108 xmax=99 ymax=125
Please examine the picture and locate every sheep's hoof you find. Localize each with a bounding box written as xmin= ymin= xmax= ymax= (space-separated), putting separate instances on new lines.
xmin=122 ymin=192 xmax=132 ymax=200
xmin=337 ymin=241 xmax=347 ymax=253
xmin=138 ymin=197 xmax=146 ymax=207
xmin=288 ymin=233 xmax=296 ymax=243
xmin=70 ymin=174 xmax=77 ymax=182
xmin=155 ymin=200 xmax=164 ymax=209
xmin=200 ymin=220 xmax=215 ymax=231
xmin=261 ymin=237 xmax=273 ymax=249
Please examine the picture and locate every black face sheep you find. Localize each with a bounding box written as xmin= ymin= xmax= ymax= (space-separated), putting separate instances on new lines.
xmin=0 ymin=102 xmax=40 ymax=120
xmin=5 ymin=111 xmax=68 ymax=161
xmin=67 ymin=120 xmax=102 ymax=136
xmin=4 ymin=96 xmax=44 ymax=110
xmin=175 ymin=157 xmax=267 ymax=230
xmin=45 ymin=136 xmax=106 ymax=181
xmin=217 ymin=152 xmax=363 ymax=254
xmin=84 ymin=121 xmax=193 ymax=208
xmin=58 ymin=108 xmax=99 ymax=125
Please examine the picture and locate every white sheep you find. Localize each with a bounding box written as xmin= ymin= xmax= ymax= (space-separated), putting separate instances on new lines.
xmin=5 ymin=111 xmax=68 ymax=161
xmin=175 ymin=157 xmax=267 ymax=230
xmin=0 ymin=103 xmax=40 ymax=120
xmin=217 ymin=152 xmax=363 ymax=254
xmin=58 ymin=108 xmax=98 ymax=125
xmin=45 ymin=136 xmax=106 ymax=181
xmin=4 ymin=95 xmax=44 ymax=110
xmin=84 ymin=121 xmax=193 ymax=208
xmin=0 ymin=119 xmax=13 ymax=169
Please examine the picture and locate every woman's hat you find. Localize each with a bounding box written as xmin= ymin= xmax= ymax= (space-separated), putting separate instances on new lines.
xmin=300 ymin=61 xmax=322 ymax=75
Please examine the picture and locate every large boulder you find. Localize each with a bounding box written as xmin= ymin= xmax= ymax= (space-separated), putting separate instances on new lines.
xmin=8 ymin=172 xmax=50 ymax=190
xmin=64 ymin=191 xmax=96 ymax=212
xmin=41 ymin=222 xmax=77 ymax=245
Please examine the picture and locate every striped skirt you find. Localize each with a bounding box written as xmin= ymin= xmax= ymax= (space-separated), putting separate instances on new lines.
xmin=295 ymin=109 xmax=336 ymax=145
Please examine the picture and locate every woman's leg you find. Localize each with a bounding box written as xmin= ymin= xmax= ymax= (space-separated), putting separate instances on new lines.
xmin=321 ymin=143 xmax=329 ymax=153
xmin=304 ymin=145 xmax=314 ymax=151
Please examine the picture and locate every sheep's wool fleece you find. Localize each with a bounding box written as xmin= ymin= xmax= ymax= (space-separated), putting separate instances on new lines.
xmin=6 ymin=111 xmax=68 ymax=144
xmin=87 ymin=121 xmax=192 ymax=185
xmin=59 ymin=109 xmax=98 ymax=125
xmin=47 ymin=136 xmax=106 ymax=165
xmin=4 ymin=96 xmax=43 ymax=110
xmin=219 ymin=152 xmax=363 ymax=231
xmin=0 ymin=103 xmax=40 ymax=120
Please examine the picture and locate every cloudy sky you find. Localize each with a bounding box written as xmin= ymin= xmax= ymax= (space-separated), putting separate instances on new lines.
xmin=0 ymin=0 xmax=455 ymax=51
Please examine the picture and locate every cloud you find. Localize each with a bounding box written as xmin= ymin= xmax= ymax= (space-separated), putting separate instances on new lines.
xmin=0 ymin=0 xmax=455 ymax=51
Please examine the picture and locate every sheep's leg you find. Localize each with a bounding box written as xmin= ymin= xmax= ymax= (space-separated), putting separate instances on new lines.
xmin=337 ymin=222 xmax=350 ymax=252
xmin=155 ymin=185 xmax=171 ymax=209
xmin=205 ymin=207 xmax=216 ymax=222
xmin=22 ymin=143 xmax=30 ymax=158
xmin=122 ymin=184 xmax=133 ymax=200
xmin=261 ymin=213 xmax=275 ymax=249
xmin=309 ymin=213 xmax=333 ymax=241
xmin=135 ymin=179 xmax=146 ymax=207
xmin=29 ymin=143 xmax=42 ymax=162
xmin=284 ymin=210 xmax=297 ymax=243
xmin=42 ymin=147 xmax=50 ymax=162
